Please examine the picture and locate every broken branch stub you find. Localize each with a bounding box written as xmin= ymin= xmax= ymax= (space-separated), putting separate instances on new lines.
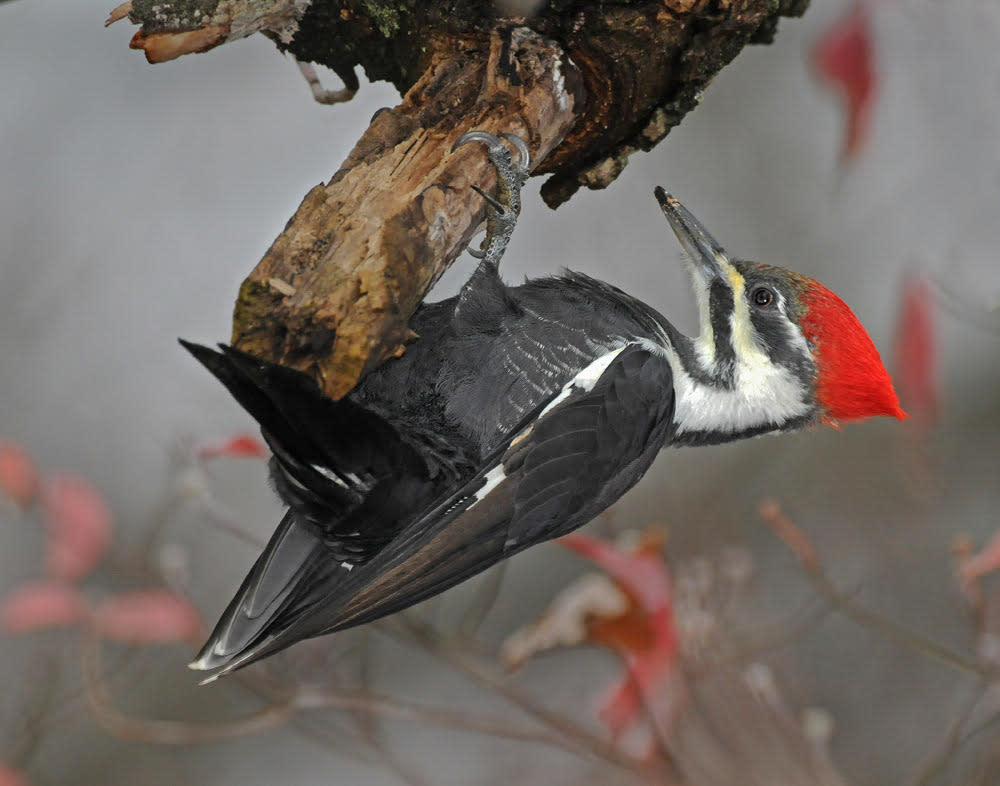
xmin=231 ymin=28 xmax=581 ymax=399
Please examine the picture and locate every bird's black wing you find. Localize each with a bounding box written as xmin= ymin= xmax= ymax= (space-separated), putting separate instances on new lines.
xmin=188 ymin=341 xmax=673 ymax=676
xmin=507 ymin=341 xmax=676 ymax=547
xmin=280 ymin=342 xmax=676 ymax=639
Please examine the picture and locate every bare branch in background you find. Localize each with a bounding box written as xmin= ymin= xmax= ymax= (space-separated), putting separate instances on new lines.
xmin=758 ymin=498 xmax=991 ymax=679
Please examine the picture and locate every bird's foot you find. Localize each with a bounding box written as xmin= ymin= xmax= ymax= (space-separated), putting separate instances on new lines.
xmin=452 ymin=131 xmax=531 ymax=266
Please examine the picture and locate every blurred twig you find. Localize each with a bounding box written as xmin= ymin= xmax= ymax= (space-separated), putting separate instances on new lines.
xmin=758 ymin=499 xmax=992 ymax=679
xmin=6 ymin=655 xmax=62 ymax=770
xmin=396 ymin=614 xmax=682 ymax=782
xmin=82 ymin=625 xmax=298 ymax=743
xmin=910 ymin=681 xmax=989 ymax=786
xmin=687 ymin=599 xmax=833 ymax=677
xmin=81 ymin=621 xmax=595 ymax=753
xmin=458 ymin=562 xmax=508 ymax=637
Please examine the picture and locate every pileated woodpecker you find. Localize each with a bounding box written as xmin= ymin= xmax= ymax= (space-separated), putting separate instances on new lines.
xmin=182 ymin=132 xmax=905 ymax=680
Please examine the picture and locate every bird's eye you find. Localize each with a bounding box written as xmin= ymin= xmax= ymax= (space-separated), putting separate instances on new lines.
xmin=751 ymin=287 xmax=774 ymax=307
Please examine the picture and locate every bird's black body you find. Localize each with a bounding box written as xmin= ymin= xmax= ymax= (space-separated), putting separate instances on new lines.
xmin=185 ymin=132 xmax=903 ymax=678
xmin=183 ymin=270 xmax=679 ymax=674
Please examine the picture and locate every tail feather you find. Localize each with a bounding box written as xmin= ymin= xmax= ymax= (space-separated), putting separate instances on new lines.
xmin=180 ymin=340 xmax=429 ymax=503
xmin=179 ymin=340 xmax=306 ymax=461
xmin=179 ymin=339 xmax=448 ymax=678
xmin=189 ymin=512 xmax=336 ymax=672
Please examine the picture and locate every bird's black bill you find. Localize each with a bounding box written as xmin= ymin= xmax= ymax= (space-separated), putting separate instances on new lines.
xmin=654 ymin=187 xmax=729 ymax=282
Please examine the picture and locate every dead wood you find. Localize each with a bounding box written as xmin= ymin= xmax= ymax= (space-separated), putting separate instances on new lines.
xmin=111 ymin=0 xmax=808 ymax=397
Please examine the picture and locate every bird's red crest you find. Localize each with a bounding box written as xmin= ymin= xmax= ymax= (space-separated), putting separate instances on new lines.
xmin=799 ymin=281 xmax=907 ymax=424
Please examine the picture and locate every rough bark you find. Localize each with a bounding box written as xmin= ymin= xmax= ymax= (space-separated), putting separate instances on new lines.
xmin=231 ymin=28 xmax=581 ymax=398
xmin=110 ymin=0 xmax=809 ymax=398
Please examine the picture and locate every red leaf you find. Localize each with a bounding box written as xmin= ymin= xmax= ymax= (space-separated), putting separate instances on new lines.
xmin=93 ymin=590 xmax=201 ymax=644
xmin=0 ymin=441 xmax=40 ymax=509
xmin=598 ymin=629 xmax=683 ymax=739
xmin=41 ymin=475 xmax=112 ymax=581
xmin=559 ymin=531 xmax=681 ymax=741
xmin=812 ymin=3 xmax=877 ymax=160
xmin=0 ymin=581 xmax=89 ymax=634
xmin=198 ymin=434 xmax=269 ymax=460
xmin=0 ymin=763 xmax=29 ymax=786
xmin=560 ymin=531 xmax=672 ymax=614
xmin=894 ymin=273 xmax=938 ymax=428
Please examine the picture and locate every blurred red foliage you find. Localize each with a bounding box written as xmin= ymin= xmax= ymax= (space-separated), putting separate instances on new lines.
xmin=812 ymin=2 xmax=877 ymax=161
xmin=93 ymin=589 xmax=202 ymax=644
xmin=0 ymin=580 xmax=88 ymax=634
xmin=0 ymin=442 xmax=40 ymax=510
xmin=0 ymin=763 xmax=29 ymax=786
xmin=894 ymin=273 xmax=939 ymax=430
xmin=198 ymin=434 xmax=269 ymax=461
xmin=559 ymin=531 xmax=682 ymax=744
xmin=42 ymin=474 xmax=112 ymax=582
xmin=1 ymin=443 xmax=201 ymax=647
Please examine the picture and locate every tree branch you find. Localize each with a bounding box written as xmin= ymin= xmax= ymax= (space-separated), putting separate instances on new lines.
xmin=230 ymin=26 xmax=579 ymax=397
xmin=110 ymin=0 xmax=809 ymax=396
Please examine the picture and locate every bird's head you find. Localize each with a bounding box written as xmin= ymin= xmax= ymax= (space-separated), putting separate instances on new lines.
xmin=654 ymin=187 xmax=906 ymax=437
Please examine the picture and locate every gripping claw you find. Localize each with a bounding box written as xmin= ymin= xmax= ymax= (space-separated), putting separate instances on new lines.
xmin=499 ymin=133 xmax=531 ymax=173
xmin=452 ymin=130 xmax=531 ymax=268
xmin=470 ymin=185 xmax=507 ymax=214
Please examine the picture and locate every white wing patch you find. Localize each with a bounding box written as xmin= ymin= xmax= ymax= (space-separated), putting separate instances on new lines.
xmin=539 ymin=344 xmax=627 ymax=418
xmin=467 ymin=345 xmax=630 ymax=513
xmin=468 ymin=463 xmax=507 ymax=509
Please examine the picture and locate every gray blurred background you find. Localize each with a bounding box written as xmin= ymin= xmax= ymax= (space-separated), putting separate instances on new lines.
xmin=2 ymin=1 xmax=999 ymax=784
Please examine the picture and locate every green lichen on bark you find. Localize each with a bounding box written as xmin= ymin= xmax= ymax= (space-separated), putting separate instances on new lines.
xmin=356 ymin=0 xmax=416 ymax=37
xmin=231 ymin=278 xmax=287 ymax=359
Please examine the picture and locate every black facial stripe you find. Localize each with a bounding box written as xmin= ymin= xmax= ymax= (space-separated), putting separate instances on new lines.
xmin=708 ymin=279 xmax=736 ymax=371
xmin=660 ymin=328 xmax=733 ymax=390
xmin=748 ymin=310 xmax=790 ymax=364
xmin=748 ymin=309 xmax=816 ymax=386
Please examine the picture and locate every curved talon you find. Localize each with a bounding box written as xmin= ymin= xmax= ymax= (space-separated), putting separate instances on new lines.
xmin=453 ymin=130 xmax=530 ymax=268
xmin=500 ymin=133 xmax=531 ymax=174
xmin=452 ymin=130 xmax=509 ymax=154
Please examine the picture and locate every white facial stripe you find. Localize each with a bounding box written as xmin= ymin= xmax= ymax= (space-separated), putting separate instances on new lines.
xmin=776 ymin=293 xmax=812 ymax=356
xmin=727 ymin=267 xmax=763 ymax=367
xmin=685 ymin=255 xmax=716 ymax=368
xmin=661 ymin=341 xmax=812 ymax=436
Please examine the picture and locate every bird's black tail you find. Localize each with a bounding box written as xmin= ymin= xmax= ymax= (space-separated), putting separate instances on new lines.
xmin=187 ymin=510 xmax=337 ymax=676
xmin=179 ymin=340 xmax=435 ymax=678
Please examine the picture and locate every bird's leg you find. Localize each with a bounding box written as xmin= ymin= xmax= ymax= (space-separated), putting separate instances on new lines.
xmin=452 ymin=131 xmax=531 ymax=269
